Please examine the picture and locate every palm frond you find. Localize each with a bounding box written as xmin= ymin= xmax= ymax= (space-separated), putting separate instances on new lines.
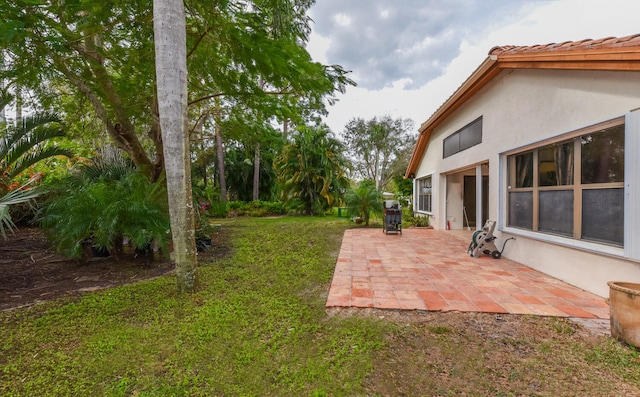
xmin=0 ymin=91 xmax=13 ymax=111
xmin=0 ymin=179 xmax=41 ymax=239
xmin=7 ymin=147 xmax=73 ymax=180
xmin=2 ymin=124 xmax=66 ymax=167
xmin=19 ymin=112 xmax=61 ymax=135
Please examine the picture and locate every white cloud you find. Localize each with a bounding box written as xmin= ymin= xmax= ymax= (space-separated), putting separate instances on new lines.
xmin=333 ymin=13 xmax=351 ymax=27
xmin=306 ymin=32 xmax=329 ymax=64
xmin=308 ymin=0 xmax=640 ymax=134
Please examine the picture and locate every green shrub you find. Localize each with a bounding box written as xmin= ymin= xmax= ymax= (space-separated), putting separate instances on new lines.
xmin=39 ymin=158 xmax=170 ymax=259
xmin=208 ymin=201 xmax=228 ymax=218
xmin=247 ymin=207 xmax=268 ymax=217
xmin=226 ymin=200 xmax=244 ymax=217
xmin=344 ymin=181 xmax=383 ymax=226
xmin=263 ymin=201 xmax=286 ymax=215
xmin=413 ymin=215 xmax=430 ymax=227
xmin=225 ymin=200 xmax=286 ymax=217
xmin=403 ymin=205 xmax=430 ymax=227
xmin=402 ymin=206 xmax=413 ymax=223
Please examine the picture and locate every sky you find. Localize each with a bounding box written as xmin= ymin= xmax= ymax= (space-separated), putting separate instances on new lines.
xmin=306 ymin=0 xmax=640 ymax=134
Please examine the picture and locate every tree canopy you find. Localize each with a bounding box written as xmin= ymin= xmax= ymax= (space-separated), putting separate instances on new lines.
xmin=273 ymin=125 xmax=349 ymax=215
xmin=342 ymin=115 xmax=415 ymax=191
xmin=0 ymin=0 xmax=354 ymax=180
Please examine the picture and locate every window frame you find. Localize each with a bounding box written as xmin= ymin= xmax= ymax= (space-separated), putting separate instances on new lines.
xmin=417 ymin=175 xmax=433 ymax=213
xmin=505 ymin=118 xmax=625 ymax=247
xmin=443 ymin=117 xmax=483 ymax=158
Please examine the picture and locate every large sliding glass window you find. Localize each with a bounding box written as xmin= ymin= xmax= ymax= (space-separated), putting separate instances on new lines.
xmin=417 ymin=176 xmax=432 ymax=212
xmin=507 ymin=123 xmax=624 ymax=246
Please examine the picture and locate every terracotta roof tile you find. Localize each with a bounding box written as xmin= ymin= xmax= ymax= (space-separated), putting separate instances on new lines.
xmin=406 ymin=33 xmax=640 ymax=177
xmin=489 ymin=33 xmax=640 ymax=56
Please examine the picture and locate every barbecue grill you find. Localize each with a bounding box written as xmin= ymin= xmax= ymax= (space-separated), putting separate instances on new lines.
xmin=383 ymin=200 xmax=402 ymax=235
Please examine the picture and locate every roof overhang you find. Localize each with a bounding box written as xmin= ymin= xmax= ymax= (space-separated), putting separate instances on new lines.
xmin=404 ymin=40 xmax=640 ymax=179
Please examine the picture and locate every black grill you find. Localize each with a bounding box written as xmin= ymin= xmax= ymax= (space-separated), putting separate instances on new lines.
xmin=383 ymin=200 xmax=402 ymax=235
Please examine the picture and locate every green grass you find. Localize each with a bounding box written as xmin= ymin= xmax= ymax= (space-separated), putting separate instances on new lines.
xmin=0 ymin=217 xmax=391 ymax=396
xmin=3 ymin=216 xmax=640 ymax=396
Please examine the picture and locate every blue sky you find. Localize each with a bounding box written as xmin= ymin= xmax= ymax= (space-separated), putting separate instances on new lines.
xmin=307 ymin=0 xmax=640 ymax=134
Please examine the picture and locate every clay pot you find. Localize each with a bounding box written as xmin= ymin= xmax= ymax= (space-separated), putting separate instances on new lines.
xmin=608 ymin=281 xmax=640 ymax=347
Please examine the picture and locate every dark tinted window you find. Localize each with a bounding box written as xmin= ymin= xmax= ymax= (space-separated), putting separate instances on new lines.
xmin=443 ymin=117 xmax=482 ymax=158
xmin=581 ymin=125 xmax=625 ymax=184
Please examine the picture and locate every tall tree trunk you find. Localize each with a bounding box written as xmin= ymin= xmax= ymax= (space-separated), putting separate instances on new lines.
xmin=58 ymin=55 xmax=159 ymax=178
xmin=215 ymin=121 xmax=227 ymax=203
xmin=253 ymin=143 xmax=260 ymax=201
xmin=15 ymin=85 xmax=22 ymax=128
xmin=0 ymin=54 xmax=4 ymax=124
xmin=194 ymin=112 xmax=207 ymax=187
xmin=283 ymin=118 xmax=289 ymax=140
xmin=252 ymin=77 xmax=265 ymax=202
xmin=153 ymin=0 xmax=198 ymax=293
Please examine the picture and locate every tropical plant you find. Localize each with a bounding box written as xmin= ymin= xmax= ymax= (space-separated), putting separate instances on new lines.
xmin=0 ymin=0 xmax=354 ymax=180
xmin=413 ymin=215 xmax=430 ymax=227
xmin=39 ymin=155 xmax=170 ymax=260
xmin=214 ymin=114 xmax=286 ymax=202
xmin=344 ymin=180 xmax=383 ymax=226
xmin=273 ymin=125 xmax=350 ymax=215
xmin=0 ymin=95 xmax=73 ymax=238
xmin=0 ymin=107 xmax=72 ymax=192
xmin=0 ymin=178 xmax=40 ymax=239
xmin=208 ymin=201 xmax=229 ymax=218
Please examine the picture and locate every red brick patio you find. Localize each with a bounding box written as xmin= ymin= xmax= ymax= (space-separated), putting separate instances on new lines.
xmin=326 ymin=228 xmax=609 ymax=319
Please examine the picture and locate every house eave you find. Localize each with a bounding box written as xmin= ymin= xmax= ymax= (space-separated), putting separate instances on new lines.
xmin=404 ymin=55 xmax=498 ymax=178
xmin=404 ymin=46 xmax=640 ymax=179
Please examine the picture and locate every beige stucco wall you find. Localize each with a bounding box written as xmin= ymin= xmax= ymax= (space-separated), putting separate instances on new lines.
xmin=414 ymin=68 xmax=640 ymax=297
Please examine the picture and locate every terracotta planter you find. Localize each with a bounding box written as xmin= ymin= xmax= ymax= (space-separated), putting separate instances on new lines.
xmin=608 ymin=281 xmax=640 ymax=347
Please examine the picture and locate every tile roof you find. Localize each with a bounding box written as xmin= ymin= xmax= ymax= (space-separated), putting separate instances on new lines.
xmin=405 ymin=33 xmax=640 ymax=178
xmin=489 ymin=33 xmax=640 ymax=56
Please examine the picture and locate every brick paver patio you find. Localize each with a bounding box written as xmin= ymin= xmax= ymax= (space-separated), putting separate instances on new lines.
xmin=326 ymin=228 xmax=610 ymax=319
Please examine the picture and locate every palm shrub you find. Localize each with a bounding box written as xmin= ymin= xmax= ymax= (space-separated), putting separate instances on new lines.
xmin=0 ymin=178 xmax=40 ymax=239
xmin=273 ymin=126 xmax=350 ymax=215
xmin=39 ymin=153 xmax=170 ymax=260
xmin=0 ymin=96 xmax=73 ymax=235
xmin=345 ymin=180 xmax=383 ymax=226
xmin=0 ymin=109 xmax=72 ymax=192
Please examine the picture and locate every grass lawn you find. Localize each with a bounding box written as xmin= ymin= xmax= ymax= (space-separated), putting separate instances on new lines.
xmin=2 ymin=216 xmax=640 ymax=396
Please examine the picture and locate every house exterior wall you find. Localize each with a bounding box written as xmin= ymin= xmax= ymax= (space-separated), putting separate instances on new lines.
xmin=414 ymin=68 xmax=640 ymax=297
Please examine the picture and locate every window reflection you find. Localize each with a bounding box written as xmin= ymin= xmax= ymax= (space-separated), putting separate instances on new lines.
xmin=515 ymin=152 xmax=533 ymax=188
xmin=539 ymin=141 xmax=573 ymax=186
xmin=506 ymin=122 xmax=625 ymax=247
xmin=581 ymin=125 xmax=625 ymax=184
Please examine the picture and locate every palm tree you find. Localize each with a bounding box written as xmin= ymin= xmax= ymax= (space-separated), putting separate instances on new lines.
xmin=153 ymin=0 xmax=198 ymax=293
xmin=0 ymin=111 xmax=72 ymax=192
xmin=274 ymin=126 xmax=349 ymax=215
xmin=345 ymin=180 xmax=383 ymax=226
xmin=0 ymin=96 xmax=72 ymax=238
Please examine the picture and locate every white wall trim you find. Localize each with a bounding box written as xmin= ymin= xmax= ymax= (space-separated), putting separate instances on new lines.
xmin=500 ymin=226 xmax=625 ymax=259
xmin=625 ymin=110 xmax=640 ymax=260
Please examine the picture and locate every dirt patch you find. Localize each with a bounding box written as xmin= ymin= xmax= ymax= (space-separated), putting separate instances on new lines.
xmin=328 ymin=307 xmax=639 ymax=396
xmin=0 ymin=227 xmax=230 ymax=311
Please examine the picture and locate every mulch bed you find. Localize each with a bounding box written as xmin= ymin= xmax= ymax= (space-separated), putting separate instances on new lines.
xmin=0 ymin=227 xmax=227 ymax=311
